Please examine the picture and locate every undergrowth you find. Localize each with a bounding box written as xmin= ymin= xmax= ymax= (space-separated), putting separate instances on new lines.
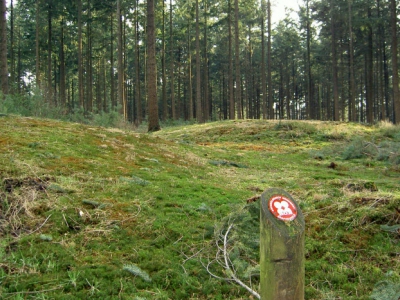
xmin=0 ymin=115 xmax=399 ymax=299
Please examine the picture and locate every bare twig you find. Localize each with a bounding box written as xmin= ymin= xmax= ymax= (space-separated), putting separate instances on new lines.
xmin=25 ymin=214 xmax=52 ymax=236
xmin=202 ymin=222 xmax=261 ymax=299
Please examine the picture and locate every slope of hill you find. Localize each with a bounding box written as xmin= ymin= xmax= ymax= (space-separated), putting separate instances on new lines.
xmin=1 ymin=115 xmax=399 ymax=299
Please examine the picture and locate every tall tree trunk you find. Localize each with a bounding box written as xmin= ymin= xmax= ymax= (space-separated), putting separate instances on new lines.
xmin=366 ymin=7 xmax=374 ymax=123
xmin=234 ymin=0 xmax=242 ymax=119
xmin=187 ymin=17 xmax=193 ymax=120
xmin=162 ymin=0 xmax=167 ymax=121
xmin=247 ymin=24 xmax=254 ymax=118
xmin=267 ymin=0 xmax=273 ymax=119
xmin=10 ymin=0 xmax=14 ymax=93
xmin=135 ymin=0 xmax=142 ymax=123
xmin=147 ymin=0 xmax=160 ymax=131
xmin=86 ymin=0 xmax=93 ymax=112
xmin=0 ymin=0 xmax=8 ymax=96
xmin=203 ymin=0 xmax=209 ymax=120
xmin=35 ymin=0 xmax=41 ymax=89
xmin=306 ymin=0 xmax=312 ymax=119
xmin=117 ymin=0 xmax=126 ymax=118
xmin=391 ymin=0 xmax=400 ymax=123
xmin=261 ymin=1 xmax=266 ymax=119
xmin=330 ymin=1 xmax=339 ymax=121
xmin=195 ymin=0 xmax=203 ymax=122
xmin=47 ymin=2 xmax=52 ymax=101
xmin=348 ymin=0 xmax=356 ymax=122
xmin=77 ymin=0 xmax=84 ymax=109
xmin=377 ymin=0 xmax=386 ymax=121
xmin=228 ymin=0 xmax=234 ymax=119
xmin=170 ymin=0 xmax=176 ymax=120
xmin=60 ymin=17 xmax=66 ymax=106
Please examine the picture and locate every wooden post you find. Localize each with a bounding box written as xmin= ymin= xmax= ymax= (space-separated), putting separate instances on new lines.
xmin=260 ymin=188 xmax=305 ymax=300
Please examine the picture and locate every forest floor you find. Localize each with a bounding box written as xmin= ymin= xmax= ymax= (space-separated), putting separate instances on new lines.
xmin=0 ymin=115 xmax=399 ymax=299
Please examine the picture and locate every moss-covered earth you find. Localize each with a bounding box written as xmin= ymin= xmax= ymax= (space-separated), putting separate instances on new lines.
xmin=0 ymin=116 xmax=399 ymax=299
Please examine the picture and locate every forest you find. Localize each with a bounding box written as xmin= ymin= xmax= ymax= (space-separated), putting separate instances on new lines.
xmin=0 ymin=0 xmax=400 ymax=129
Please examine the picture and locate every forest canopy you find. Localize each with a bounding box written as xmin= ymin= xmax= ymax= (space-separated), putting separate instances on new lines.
xmin=1 ymin=0 xmax=400 ymax=125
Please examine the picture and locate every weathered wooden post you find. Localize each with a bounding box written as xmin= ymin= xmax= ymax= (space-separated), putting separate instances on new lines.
xmin=260 ymin=188 xmax=305 ymax=300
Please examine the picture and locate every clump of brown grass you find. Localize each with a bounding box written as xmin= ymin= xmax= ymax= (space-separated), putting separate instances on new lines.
xmin=1 ymin=178 xmax=51 ymax=237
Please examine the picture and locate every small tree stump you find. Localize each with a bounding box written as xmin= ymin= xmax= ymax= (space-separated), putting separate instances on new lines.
xmin=260 ymin=188 xmax=305 ymax=300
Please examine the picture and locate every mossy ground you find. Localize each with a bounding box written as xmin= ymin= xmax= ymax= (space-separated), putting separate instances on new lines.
xmin=0 ymin=116 xmax=399 ymax=299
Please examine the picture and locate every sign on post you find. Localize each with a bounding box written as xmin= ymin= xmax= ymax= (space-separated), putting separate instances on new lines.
xmin=260 ymin=188 xmax=305 ymax=300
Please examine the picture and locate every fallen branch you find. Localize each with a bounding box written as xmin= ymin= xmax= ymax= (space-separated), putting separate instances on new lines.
xmin=202 ymin=222 xmax=261 ymax=299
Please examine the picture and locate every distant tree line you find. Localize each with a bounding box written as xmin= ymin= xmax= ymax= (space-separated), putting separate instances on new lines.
xmin=0 ymin=0 xmax=399 ymax=126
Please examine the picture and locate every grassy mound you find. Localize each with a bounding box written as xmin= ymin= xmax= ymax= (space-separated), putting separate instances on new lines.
xmin=0 ymin=116 xmax=399 ymax=299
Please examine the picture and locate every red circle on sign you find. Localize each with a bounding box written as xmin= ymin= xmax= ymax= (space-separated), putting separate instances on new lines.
xmin=268 ymin=195 xmax=297 ymax=221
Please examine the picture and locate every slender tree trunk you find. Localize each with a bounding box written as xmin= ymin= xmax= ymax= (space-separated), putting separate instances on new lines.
xmin=195 ymin=0 xmax=203 ymax=123
xmin=306 ymin=0 xmax=312 ymax=119
xmin=234 ymin=0 xmax=242 ymax=118
xmin=86 ymin=0 xmax=93 ymax=112
xmin=77 ymin=0 xmax=84 ymax=109
xmin=162 ymin=0 xmax=167 ymax=121
xmin=188 ymin=17 xmax=193 ymax=120
xmin=47 ymin=3 xmax=52 ymax=101
xmin=170 ymin=0 xmax=176 ymax=120
xmin=117 ymin=0 xmax=126 ymax=118
xmin=35 ymin=0 xmax=41 ymax=89
xmin=267 ymin=0 xmax=273 ymax=119
xmin=10 ymin=0 xmax=14 ymax=93
xmin=147 ymin=0 xmax=160 ymax=131
xmin=348 ymin=0 xmax=356 ymax=122
xmin=60 ymin=17 xmax=66 ymax=106
xmin=110 ymin=13 xmax=116 ymax=109
xmin=391 ymin=0 xmax=400 ymax=123
xmin=135 ymin=0 xmax=142 ymax=123
xmin=203 ymin=0 xmax=209 ymax=120
xmin=261 ymin=0 xmax=267 ymax=119
xmin=330 ymin=1 xmax=339 ymax=121
xmin=0 ymin=0 xmax=8 ymax=96
xmin=366 ymin=7 xmax=374 ymax=123
xmin=177 ymin=47 xmax=182 ymax=119
xmin=228 ymin=0 xmax=234 ymax=119
xmin=377 ymin=0 xmax=386 ymax=121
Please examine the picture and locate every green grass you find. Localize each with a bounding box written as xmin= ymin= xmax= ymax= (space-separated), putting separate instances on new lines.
xmin=0 ymin=116 xmax=399 ymax=299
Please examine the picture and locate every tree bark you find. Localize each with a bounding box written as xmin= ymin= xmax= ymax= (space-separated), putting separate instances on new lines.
xmin=77 ymin=0 xmax=84 ymax=109
xmin=0 ymin=0 xmax=8 ymax=96
xmin=261 ymin=0 xmax=266 ymax=119
xmin=187 ymin=16 xmax=193 ymax=120
xmin=391 ymin=0 xmax=400 ymax=124
xmin=366 ymin=7 xmax=374 ymax=124
xmin=195 ymin=0 xmax=203 ymax=123
xmin=86 ymin=0 xmax=93 ymax=112
xmin=60 ymin=17 xmax=66 ymax=106
xmin=117 ymin=0 xmax=126 ymax=118
xmin=330 ymin=1 xmax=339 ymax=121
xmin=147 ymin=0 xmax=160 ymax=131
xmin=35 ymin=0 xmax=41 ymax=89
xmin=234 ymin=0 xmax=242 ymax=119
xmin=47 ymin=2 xmax=52 ymax=101
xmin=10 ymin=0 xmax=14 ymax=93
xmin=135 ymin=0 xmax=142 ymax=123
xmin=267 ymin=0 xmax=273 ymax=119
xmin=228 ymin=0 xmax=234 ymax=119
xmin=162 ymin=0 xmax=167 ymax=121
xmin=170 ymin=0 xmax=176 ymax=120
xmin=348 ymin=0 xmax=356 ymax=122
xmin=306 ymin=0 xmax=312 ymax=119
xmin=203 ymin=0 xmax=209 ymax=120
